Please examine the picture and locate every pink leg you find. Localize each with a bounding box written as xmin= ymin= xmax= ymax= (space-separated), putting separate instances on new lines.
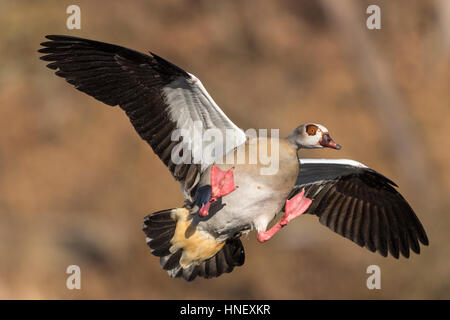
xmin=257 ymin=223 xmax=283 ymax=243
xmin=211 ymin=165 xmax=237 ymax=198
xmin=281 ymin=189 xmax=312 ymax=225
xmin=199 ymin=202 xmax=211 ymax=217
xmin=200 ymin=165 xmax=238 ymax=217
xmin=257 ymin=189 xmax=312 ymax=243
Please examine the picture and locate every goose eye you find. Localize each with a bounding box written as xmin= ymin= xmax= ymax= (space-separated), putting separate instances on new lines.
xmin=306 ymin=124 xmax=318 ymax=136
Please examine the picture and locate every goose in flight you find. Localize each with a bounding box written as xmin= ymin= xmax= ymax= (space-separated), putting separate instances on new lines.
xmin=39 ymin=35 xmax=428 ymax=281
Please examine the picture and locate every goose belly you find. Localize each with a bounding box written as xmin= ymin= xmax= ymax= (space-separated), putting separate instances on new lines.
xmin=195 ymin=174 xmax=289 ymax=241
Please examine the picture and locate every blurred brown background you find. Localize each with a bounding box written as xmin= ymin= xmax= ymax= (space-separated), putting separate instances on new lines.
xmin=0 ymin=0 xmax=449 ymax=299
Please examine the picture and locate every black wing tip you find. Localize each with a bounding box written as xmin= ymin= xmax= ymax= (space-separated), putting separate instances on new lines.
xmin=385 ymin=240 xmax=429 ymax=259
xmin=390 ymin=252 xmax=399 ymax=259
xmin=363 ymin=167 xmax=398 ymax=188
xmin=45 ymin=34 xmax=61 ymax=40
xmin=40 ymin=34 xmax=99 ymax=50
xmin=39 ymin=35 xmax=79 ymax=48
xmin=38 ymin=35 xmax=69 ymax=57
xmin=149 ymin=51 xmax=190 ymax=78
xmin=377 ymin=247 xmax=390 ymax=258
xmin=385 ymin=229 xmax=428 ymax=258
xmin=417 ymin=225 xmax=429 ymax=246
xmin=45 ymin=34 xmax=59 ymax=40
xmin=44 ymin=34 xmax=79 ymax=41
xmin=358 ymin=240 xmax=426 ymax=258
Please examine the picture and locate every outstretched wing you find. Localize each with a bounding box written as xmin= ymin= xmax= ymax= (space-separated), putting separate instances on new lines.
xmin=290 ymin=159 xmax=429 ymax=258
xmin=39 ymin=35 xmax=246 ymax=199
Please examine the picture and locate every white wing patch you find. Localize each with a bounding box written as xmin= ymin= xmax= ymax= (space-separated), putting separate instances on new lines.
xmin=163 ymin=75 xmax=246 ymax=171
xmin=299 ymin=158 xmax=368 ymax=168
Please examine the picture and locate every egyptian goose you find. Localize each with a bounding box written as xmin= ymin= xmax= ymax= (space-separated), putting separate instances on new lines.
xmin=39 ymin=35 xmax=428 ymax=281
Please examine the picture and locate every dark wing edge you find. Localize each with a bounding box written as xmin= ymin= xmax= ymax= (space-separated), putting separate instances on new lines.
xmin=290 ymin=159 xmax=429 ymax=258
xmin=39 ymin=35 xmax=201 ymax=194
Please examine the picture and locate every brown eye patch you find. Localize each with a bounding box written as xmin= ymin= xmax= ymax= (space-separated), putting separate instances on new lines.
xmin=306 ymin=124 xmax=318 ymax=136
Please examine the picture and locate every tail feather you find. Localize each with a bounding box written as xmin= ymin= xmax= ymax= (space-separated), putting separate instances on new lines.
xmin=143 ymin=209 xmax=176 ymax=257
xmin=161 ymin=249 xmax=182 ymax=270
xmin=143 ymin=207 xmax=245 ymax=281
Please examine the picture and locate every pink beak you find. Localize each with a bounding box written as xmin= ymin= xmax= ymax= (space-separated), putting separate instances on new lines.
xmin=320 ymin=133 xmax=342 ymax=150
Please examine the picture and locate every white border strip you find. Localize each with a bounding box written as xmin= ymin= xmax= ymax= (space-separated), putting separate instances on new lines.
xmin=299 ymin=158 xmax=368 ymax=168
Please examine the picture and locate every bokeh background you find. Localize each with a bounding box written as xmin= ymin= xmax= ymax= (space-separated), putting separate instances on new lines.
xmin=0 ymin=0 xmax=449 ymax=299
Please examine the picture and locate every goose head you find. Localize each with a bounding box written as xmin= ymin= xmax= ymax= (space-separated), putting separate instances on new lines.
xmin=287 ymin=123 xmax=342 ymax=150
